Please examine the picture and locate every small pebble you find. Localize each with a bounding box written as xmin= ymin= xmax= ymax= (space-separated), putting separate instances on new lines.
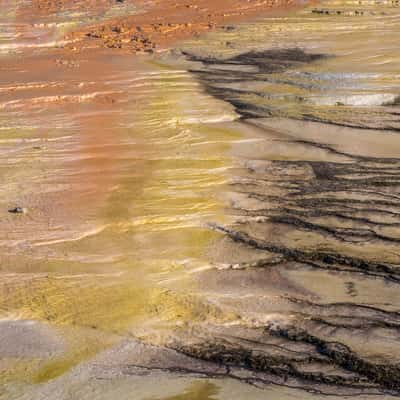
xmin=8 ymin=207 xmax=27 ymax=214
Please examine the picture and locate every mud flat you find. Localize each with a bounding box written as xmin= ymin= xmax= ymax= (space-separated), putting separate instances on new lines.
xmin=160 ymin=0 xmax=400 ymax=396
xmin=1 ymin=0 xmax=400 ymax=399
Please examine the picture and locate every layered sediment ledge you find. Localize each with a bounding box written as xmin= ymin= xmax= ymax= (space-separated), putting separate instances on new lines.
xmin=23 ymin=0 xmax=300 ymax=53
xmin=165 ymin=45 xmax=400 ymax=396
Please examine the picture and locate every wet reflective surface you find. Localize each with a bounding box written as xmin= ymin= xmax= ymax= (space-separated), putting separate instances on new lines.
xmin=173 ymin=0 xmax=400 ymax=396
xmin=1 ymin=0 xmax=400 ymax=399
xmin=183 ymin=0 xmax=400 ymax=129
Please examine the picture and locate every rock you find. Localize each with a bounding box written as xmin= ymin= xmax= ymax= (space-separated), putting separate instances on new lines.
xmin=8 ymin=207 xmax=27 ymax=214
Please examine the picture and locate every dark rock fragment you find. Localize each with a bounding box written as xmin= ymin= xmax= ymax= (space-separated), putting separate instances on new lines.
xmin=8 ymin=207 xmax=27 ymax=214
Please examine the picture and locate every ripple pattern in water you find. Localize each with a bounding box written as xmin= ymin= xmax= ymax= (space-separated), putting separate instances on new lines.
xmin=182 ymin=0 xmax=400 ymax=129
xmin=1 ymin=0 xmax=400 ymax=399
xmin=153 ymin=0 xmax=400 ymax=397
xmin=0 ymin=4 xmax=242 ymax=395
